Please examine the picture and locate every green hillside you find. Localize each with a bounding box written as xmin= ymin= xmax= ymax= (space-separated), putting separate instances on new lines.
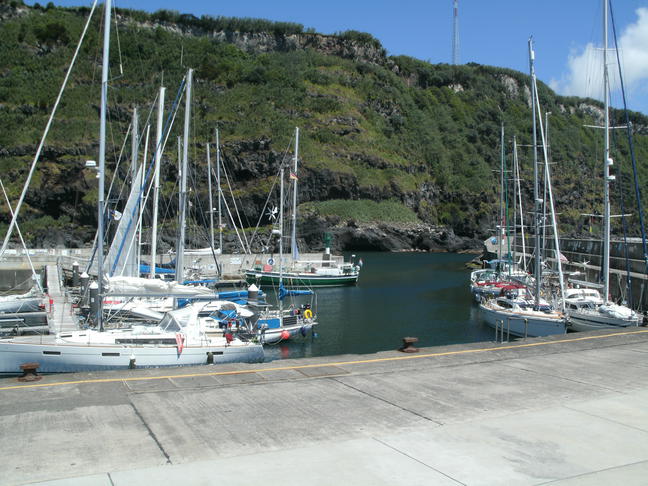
xmin=1 ymin=1 xmax=647 ymax=249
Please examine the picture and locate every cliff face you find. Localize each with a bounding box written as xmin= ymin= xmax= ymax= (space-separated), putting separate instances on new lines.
xmin=1 ymin=3 xmax=647 ymax=251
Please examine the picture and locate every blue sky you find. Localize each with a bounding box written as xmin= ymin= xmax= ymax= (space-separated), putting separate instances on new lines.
xmin=46 ymin=0 xmax=648 ymax=114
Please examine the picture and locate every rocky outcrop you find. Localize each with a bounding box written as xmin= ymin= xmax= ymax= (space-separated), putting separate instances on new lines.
xmin=127 ymin=18 xmax=388 ymax=66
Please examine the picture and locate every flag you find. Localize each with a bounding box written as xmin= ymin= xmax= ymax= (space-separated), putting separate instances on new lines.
xmin=289 ymin=172 xmax=298 ymax=180
xmin=358 ymin=258 xmax=364 ymax=267
xmin=175 ymin=333 xmax=185 ymax=354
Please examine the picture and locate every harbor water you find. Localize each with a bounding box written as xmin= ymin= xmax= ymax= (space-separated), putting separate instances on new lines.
xmin=263 ymin=252 xmax=493 ymax=361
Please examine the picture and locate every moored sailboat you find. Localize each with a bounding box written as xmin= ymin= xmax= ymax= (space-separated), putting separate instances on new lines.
xmin=565 ymin=0 xmax=641 ymax=331
xmin=480 ymin=38 xmax=567 ymax=338
xmin=245 ymin=128 xmax=360 ymax=287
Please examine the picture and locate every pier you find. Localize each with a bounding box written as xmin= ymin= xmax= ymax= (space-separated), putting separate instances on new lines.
xmin=1 ymin=329 xmax=647 ymax=485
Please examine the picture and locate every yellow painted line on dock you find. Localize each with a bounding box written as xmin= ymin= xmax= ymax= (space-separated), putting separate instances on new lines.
xmin=2 ymin=328 xmax=648 ymax=392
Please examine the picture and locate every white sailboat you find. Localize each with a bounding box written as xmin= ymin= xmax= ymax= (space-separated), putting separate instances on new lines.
xmin=480 ymin=39 xmax=567 ymax=338
xmin=566 ymin=0 xmax=641 ymax=331
xmin=0 ymin=2 xmax=263 ymax=373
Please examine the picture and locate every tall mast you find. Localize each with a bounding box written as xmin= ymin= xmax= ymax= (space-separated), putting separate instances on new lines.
xmin=216 ymin=127 xmax=223 ymax=253
xmin=207 ymin=142 xmax=215 ymax=250
xmin=150 ymin=86 xmax=165 ymax=278
xmin=126 ymin=106 xmax=139 ymax=277
xmin=513 ymin=136 xmax=527 ymax=271
xmin=175 ymin=68 xmax=193 ymax=285
xmin=291 ymin=127 xmax=299 ymax=261
xmin=602 ymin=0 xmax=611 ymax=302
xmin=96 ymin=0 xmax=112 ymax=331
xmin=279 ymin=153 xmax=285 ymax=313
xmin=499 ymin=123 xmax=504 ymax=262
xmin=130 ymin=107 xmax=139 ymax=180
xmin=529 ymin=37 xmax=541 ymax=308
xmin=137 ymin=124 xmax=150 ymax=273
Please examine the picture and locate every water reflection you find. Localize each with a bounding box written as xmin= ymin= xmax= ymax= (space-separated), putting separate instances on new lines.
xmin=261 ymin=252 xmax=493 ymax=362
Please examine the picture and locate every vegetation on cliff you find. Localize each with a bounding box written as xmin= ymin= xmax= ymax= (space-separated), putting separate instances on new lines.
xmin=0 ymin=1 xmax=647 ymax=249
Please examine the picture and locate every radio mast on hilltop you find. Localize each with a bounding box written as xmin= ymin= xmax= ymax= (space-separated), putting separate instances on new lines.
xmin=452 ymin=0 xmax=460 ymax=65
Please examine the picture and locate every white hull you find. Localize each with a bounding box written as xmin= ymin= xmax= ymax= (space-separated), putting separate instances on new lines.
xmin=569 ymin=312 xmax=641 ymax=332
xmin=0 ymin=337 xmax=263 ymax=374
xmin=480 ymin=303 xmax=566 ymax=337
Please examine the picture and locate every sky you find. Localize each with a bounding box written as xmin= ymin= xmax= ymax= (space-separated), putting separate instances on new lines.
xmin=45 ymin=0 xmax=648 ymax=114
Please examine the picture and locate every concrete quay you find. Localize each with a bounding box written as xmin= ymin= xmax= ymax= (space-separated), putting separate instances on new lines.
xmin=1 ymin=329 xmax=648 ymax=485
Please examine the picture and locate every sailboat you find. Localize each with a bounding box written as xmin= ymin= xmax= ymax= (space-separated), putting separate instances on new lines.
xmin=470 ymin=127 xmax=531 ymax=303
xmin=566 ymin=0 xmax=641 ymax=331
xmin=480 ymin=39 xmax=567 ymax=338
xmin=245 ymin=128 xmax=361 ymax=287
xmin=0 ymin=2 xmax=263 ymax=373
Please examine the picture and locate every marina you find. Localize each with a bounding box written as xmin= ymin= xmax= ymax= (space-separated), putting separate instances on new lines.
xmin=2 ymin=0 xmax=648 ymax=483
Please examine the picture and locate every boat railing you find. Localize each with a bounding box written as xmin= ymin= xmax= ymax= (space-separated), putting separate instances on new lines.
xmin=494 ymin=317 xmax=529 ymax=343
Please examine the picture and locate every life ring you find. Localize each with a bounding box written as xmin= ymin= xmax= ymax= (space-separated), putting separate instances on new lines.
xmin=304 ymin=309 xmax=313 ymax=320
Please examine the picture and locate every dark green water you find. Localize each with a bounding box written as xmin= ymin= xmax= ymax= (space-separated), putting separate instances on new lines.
xmin=263 ymin=252 xmax=493 ymax=361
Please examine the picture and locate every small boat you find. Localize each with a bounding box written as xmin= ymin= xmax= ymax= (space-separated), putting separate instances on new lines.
xmin=0 ymin=286 xmax=44 ymax=314
xmin=245 ymin=261 xmax=360 ymax=287
xmin=564 ymin=287 xmax=641 ymax=331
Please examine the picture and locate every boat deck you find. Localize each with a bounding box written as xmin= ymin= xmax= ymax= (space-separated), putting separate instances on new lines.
xmin=1 ymin=328 xmax=648 ymax=485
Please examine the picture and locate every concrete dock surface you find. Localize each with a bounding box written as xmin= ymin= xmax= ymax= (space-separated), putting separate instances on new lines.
xmin=1 ymin=329 xmax=648 ymax=485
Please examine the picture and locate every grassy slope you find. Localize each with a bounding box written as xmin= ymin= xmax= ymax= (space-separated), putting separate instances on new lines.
xmin=0 ymin=3 xmax=647 ymax=245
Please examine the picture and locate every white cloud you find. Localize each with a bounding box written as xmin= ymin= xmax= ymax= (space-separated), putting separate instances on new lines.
xmin=550 ymin=7 xmax=648 ymax=109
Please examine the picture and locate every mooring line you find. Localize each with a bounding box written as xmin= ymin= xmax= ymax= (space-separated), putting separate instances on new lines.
xmin=1 ymin=329 xmax=647 ymax=392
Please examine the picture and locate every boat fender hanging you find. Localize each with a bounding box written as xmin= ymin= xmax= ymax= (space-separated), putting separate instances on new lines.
xmin=304 ymin=309 xmax=313 ymax=320
xmin=280 ymin=330 xmax=290 ymax=340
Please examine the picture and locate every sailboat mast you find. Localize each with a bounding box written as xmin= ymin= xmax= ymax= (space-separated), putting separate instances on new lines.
xmin=603 ymin=0 xmax=611 ymax=302
xmin=207 ymin=142 xmax=215 ymax=250
xmin=150 ymin=86 xmax=165 ymax=278
xmin=176 ymin=68 xmax=193 ymax=285
xmin=513 ymin=136 xmax=527 ymax=271
xmin=291 ymin=127 xmax=299 ymax=261
xmin=529 ymin=37 xmax=541 ymax=308
xmin=130 ymin=107 xmax=139 ymax=180
xmin=499 ymin=123 xmax=504 ymax=262
xmin=216 ymin=128 xmax=223 ymax=253
xmin=279 ymin=154 xmax=285 ymax=313
xmin=96 ymin=0 xmax=112 ymax=331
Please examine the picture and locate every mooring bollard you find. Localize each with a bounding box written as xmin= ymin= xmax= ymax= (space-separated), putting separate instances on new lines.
xmin=398 ymin=336 xmax=419 ymax=353
xmin=18 ymin=362 xmax=41 ymax=382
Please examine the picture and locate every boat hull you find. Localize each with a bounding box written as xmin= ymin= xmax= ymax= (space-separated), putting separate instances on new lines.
xmin=245 ymin=271 xmax=358 ymax=287
xmin=568 ymin=312 xmax=641 ymax=332
xmin=258 ymin=321 xmax=315 ymax=344
xmin=480 ymin=304 xmax=567 ymax=337
xmin=0 ymin=338 xmax=264 ymax=374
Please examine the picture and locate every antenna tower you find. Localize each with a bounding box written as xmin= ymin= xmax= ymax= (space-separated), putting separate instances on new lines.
xmin=452 ymin=0 xmax=459 ymax=65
